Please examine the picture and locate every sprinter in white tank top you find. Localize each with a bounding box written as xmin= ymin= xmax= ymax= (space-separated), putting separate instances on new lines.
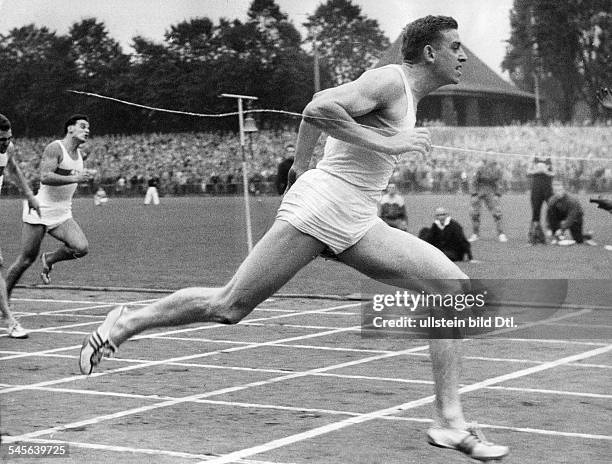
xmin=276 ymin=64 xmax=416 ymax=253
xmin=81 ymin=17 xmax=507 ymax=461
xmin=0 ymin=113 xmax=40 ymax=339
xmin=6 ymin=114 xmax=96 ymax=292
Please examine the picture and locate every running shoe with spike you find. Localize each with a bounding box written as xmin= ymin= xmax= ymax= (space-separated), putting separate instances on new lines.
xmin=427 ymin=425 xmax=509 ymax=461
xmin=40 ymin=252 xmax=52 ymax=285
xmin=8 ymin=320 xmax=29 ymax=339
xmin=79 ymin=305 xmax=125 ymax=374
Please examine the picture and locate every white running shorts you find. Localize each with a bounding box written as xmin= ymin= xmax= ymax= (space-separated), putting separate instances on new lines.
xmin=277 ymin=169 xmax=383 ymax=254
xmin=22 ymin=199 xmax=72 ymax=230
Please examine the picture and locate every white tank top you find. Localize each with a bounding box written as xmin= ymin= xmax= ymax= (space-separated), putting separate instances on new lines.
xmin=0 ymin=141 xmax=12 ymax=194
xmin=37 ymin=140 xmax=83 ymax=205
xmin=316 ymin=64 xmax=416 ymax=192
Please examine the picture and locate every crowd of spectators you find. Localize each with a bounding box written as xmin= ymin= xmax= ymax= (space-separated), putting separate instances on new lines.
xmin=2 ymin=124 xmax=611 ymax=197
xmin=388 ymin=125 xmax=611 ymax=194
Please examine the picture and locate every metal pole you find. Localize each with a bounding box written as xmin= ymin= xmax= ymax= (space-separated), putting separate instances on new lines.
xmin=529 ymin=7 xmax=541 ymax=125
xmin=237 ymin=97 xmax=253 ymax=252
xmin=313 ymin=31 xmax=321 ymax=93
xmin=220 ymin=93 xmax=258 ymax=253
xmin=533 ymin=70 xmax=542 ymax=124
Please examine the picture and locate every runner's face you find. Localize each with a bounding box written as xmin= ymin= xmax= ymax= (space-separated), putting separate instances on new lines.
xmin=0 ymin=129 xmax=12 ymax=153
xmin=433 ymin=29 xmax=467 ymax=85
xmin=69 ymin=120 xmax=90 ymax=143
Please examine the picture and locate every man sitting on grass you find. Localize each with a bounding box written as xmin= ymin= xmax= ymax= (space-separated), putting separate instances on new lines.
xmin=419 ymin=207 xmax=474 ymax=262
xmin=547 ymin=181 xmax=597 ymax=246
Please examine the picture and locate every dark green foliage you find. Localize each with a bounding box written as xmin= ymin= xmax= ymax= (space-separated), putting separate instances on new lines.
xmin=503 ymin=0 xmax=611 ymax=121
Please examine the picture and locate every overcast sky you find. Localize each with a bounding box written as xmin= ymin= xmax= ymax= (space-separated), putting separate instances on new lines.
xmin=0 ymin=0 xmax=515 ymax=78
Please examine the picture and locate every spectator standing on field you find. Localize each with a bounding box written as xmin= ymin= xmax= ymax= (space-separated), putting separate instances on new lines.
xmin=468 ymin=157 xmax=507 ymax=243
xmin=527 ymin=153 xmax=554 ymax=245
xmin=144 ymin=174 xmax=160 ymax=205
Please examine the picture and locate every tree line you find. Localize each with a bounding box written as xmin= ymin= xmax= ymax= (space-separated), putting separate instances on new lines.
xmin=1 ymin=0 xmax=608 ymax=137
xmin=0 ymin=0 xmax=389 ymax=137
xmin=503 ymin=0 xmax=610 ymax=122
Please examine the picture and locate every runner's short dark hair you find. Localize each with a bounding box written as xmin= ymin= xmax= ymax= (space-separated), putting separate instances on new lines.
xmin=402 ymin=16 xmax=458 ymax=63
xmin=0 ymin=113 xmax=11 ymax=131
xmin=64 ymin=114 xmax=89 ymax=135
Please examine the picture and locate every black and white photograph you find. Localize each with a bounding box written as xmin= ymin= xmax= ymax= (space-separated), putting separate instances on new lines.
xmin=0 ymin=1 xmax=610 ymax=463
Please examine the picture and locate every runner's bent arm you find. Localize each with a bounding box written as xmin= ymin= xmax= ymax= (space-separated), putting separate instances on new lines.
xmin=285 ymin=120 xmax=321 ymax=192
xmin=302 ymin=68 xmax=430 ymax=156
xmin=39 ymin=142 xmax=93 ymax=186
xmin=6 ymin=149 xmax=40 ymax=216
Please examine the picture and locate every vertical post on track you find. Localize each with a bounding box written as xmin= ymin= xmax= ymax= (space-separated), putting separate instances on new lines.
xmin=533 ymin=70 xmax=542 ymax=124
xmin=221 ymin=93 xmax=259 ymax=253
xmin=529 ymin=7 xmax=542 ymax=125
xmin=313 ymin=29 xmax=321 ymax=93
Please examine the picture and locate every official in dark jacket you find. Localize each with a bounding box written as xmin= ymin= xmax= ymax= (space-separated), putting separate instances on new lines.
xmin=419 ymin=207 xmax=473 ymax=262
xmin=275 ymin=144 xmax=295 ymax=195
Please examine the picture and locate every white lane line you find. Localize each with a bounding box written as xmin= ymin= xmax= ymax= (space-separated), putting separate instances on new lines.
xmin=34 ymin=330 xmax=101 ymax=335
xmin=13 ymin=313 xmax=112 ymax=319
xmin=568 ymin=362 xmax=612 ymax=369
xmin=493 ymin=338 xmax=608 ymax=346
xmin=196 ymin=343 xmax=612 ymax=464
xmin=17 ymin=386 xmax=171 ymax=400
xmin=0 ymin=344 xmax=85 ymax=361
xmin=12 ymin=298 xmax=130 ymax=305
xmin=136 ymin=303 xmax=361 ymax=338
xmin=14 ymin=361 xmax=612 ymax=403
xmin=382 ymin=417 xmax=612 ymax=441
xmin=33 ymin=327 xmax=359 ymax=338
xmin=251 ymin=311 xmax=357 ymax=316
xmin=12 ymin=380 xmax=612 ymax=423
xmin=190 ymin=399 xmax=356 ymax=417
xmin=0 ymin=437 xmax=295 ymax=463
xmin=2 ymin=344 xmax=430 ymax=440
xmin=311 ymin=372 xmax=433 ymax=385
xmin=8 ymin=384 xmax=361 ymax=418
xmin=542 ymin=322 xmax=612 ymax=329
xmin=0 ymin=302 xmax=364 ymax=393
xmin=15 ymin=298 xmax=158 ymax=316
xmin=243 ymin=323 xmax=351 ymax=330
xmin=475 ymin=308 xmax=594 ymax=338
xmin=474 ymin=423 xmax=612 ymax=441
xmin=0 ymin=323 xmax=362 ymax=394
xmin=0 ymin=321 xmax=102 ymax=341
xmin=3 ymin=343 xmax=610 ymax=373
xmin=482 ymin=385 xmax=612 ymax=399
xmin=5 ymin=346 xmax=607 ymax=371
xmin=2 ymin=351 xmax=295 ymax=372
xmin=21 ymin=408 xmax=606 ymax=450
xmin=272 ymin=344 xmax=392 ymax=354
xmin=249 ymin=308 xmax=301 ymax=313
xmin=0 ymin=302 xmax=360 ymax=361
xmin=10 ymin=364 xmax=611 ymax=403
